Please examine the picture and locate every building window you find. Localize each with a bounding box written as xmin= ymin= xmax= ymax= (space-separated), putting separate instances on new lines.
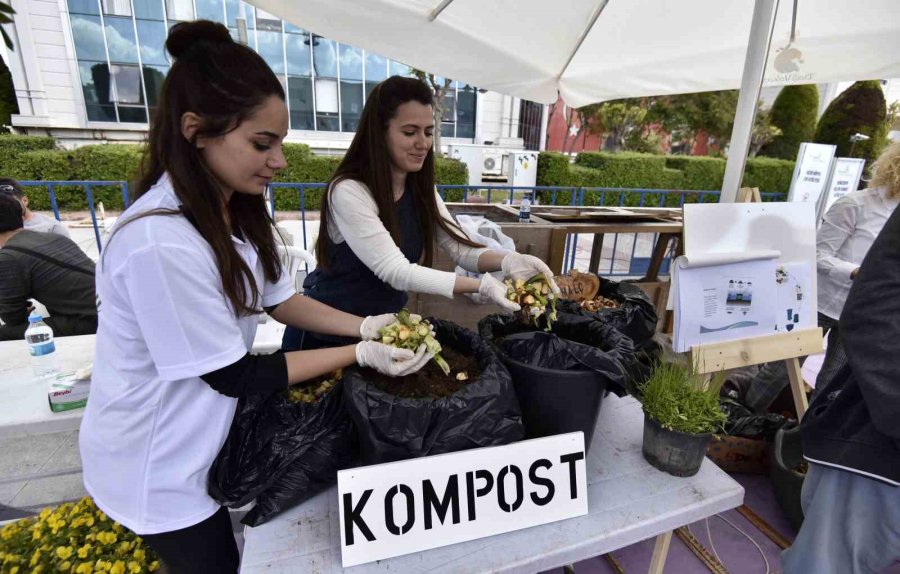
xmin=194 ymin=0 xmax=223 ymax=22
xmin=133 ymin=0 xmax=164 ymax=20
xmin=457 ymin=84 xmax=476 ymax=139
xmin=104 ymin=17 xmax=140 ymax=64
xmin=288 ymin=76 xmax=314 ymax=130
xmin=102 ymin=0 xmax=132 ymax=17
xmin=136 ymin=19 xmax=168 ymax=66
xmin=255 ymin=7 xmax=282 ymax=31
xmin=285 ymin=28 xmax=311 ymax=76
xmin=256 ymin=30 xmax=284 ymax=74
xmin=70 ymin=15 xmax=107 ymax=61
xmin=164 ymin=0 xmax=194 ymax=21
xmin=110 ymin=64 xmax=143 ymax=105
xmin=68 ymin=0 xmax=99 ymax=16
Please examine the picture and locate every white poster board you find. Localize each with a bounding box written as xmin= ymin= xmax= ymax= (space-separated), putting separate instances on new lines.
xmin=788 ymin=142 xmax=836 ymax=205
xmin=818 ymin=157 xmax=865 ymax=220
xmin=338 ymin=432 xmax=588 ymax=568
xmin=675 ymin=202 xmax=817 ymax=352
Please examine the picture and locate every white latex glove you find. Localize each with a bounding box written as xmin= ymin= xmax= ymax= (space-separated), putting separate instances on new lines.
xmin=500 ymin=253 xmax=561 ymax=295
xmin=478 ymin=273 xmax=521 ymax=313
xmin=359 ymin=313 xmax=398 ymax=340
xmin=355 ymin=342 xmax=434 ymax=377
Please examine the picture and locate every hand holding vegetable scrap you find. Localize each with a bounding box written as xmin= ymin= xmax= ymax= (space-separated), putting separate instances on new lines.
xmin=501 ymin=253 xmax=561 ymax=295
xmin=377 ymin=309 xmax=451 ymax=375
xmin=359 ymin=313 xmax=400 ymax=340
xmin=504 ymin=273 xmax=558 ymax=331
xmin=479 ymin=273 xmax=521 ymax=313
xmin=355 ymin=341 xmax=432 ymax=377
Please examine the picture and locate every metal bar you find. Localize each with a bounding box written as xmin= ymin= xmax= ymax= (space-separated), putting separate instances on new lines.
xmin=85 ymin=184 xmax=103 ymax=254
xmin=720 ymin=0 xmax=780 ymax=202
xmin=120 ymin=181 xmax=130 ymax=209
xmin=301 ymin=185 xmax=309 ymax=274
xmin=736 ymin=505 xmax=792 ymax=550
xmin=48 ymin=184 xmax=60 ymax=221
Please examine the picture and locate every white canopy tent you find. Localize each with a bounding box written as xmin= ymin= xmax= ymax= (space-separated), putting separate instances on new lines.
xmin=247 ymin=0 xmax=900 ymax=201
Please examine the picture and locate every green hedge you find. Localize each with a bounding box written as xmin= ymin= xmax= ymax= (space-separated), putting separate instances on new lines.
xmin=3 ymin=139 xmax=468 ymax=211
xmin=537 ymin=151 xmax=795 ymax=200
xmin=759 ymin=84 xmax=819 ymax=160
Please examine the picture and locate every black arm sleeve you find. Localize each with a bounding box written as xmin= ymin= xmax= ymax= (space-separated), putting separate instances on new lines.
xmin=200 ymin=352 xmax=289 ymax=398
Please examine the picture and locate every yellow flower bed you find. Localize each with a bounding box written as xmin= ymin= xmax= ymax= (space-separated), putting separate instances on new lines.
xmin=0 ymin=497 xmax=160 ymax=573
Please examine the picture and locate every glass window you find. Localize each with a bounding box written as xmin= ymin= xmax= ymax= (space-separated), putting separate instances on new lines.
xmin=389 ymin=60 xmax=411 ymax=77
xmin=244 ymin=3 xmax=255 ymax=29
xmin=142 ymin=64 xmax=167 ymax=107
xmin=164 ymin=0 xmax=194 ymax=21
xmin=312 ymin=36 xmax=336 ymax=78
xmin=110 ymin=64 xmax=144 ymax=104
xmin=440 ymin=122 xmax=454 ymax=138
xmin=285 ymin=30 xmax=311 ymax=76
xmin=315 ymin=78 xmax=339 ymax=131
xmin=194 ymin=0 xmax=222 ymax=21
xmin=338 ymin=44 xmax=362 ymax=81
xmin=284 ymin=21 xmax=303 ymax=34
xmin=133 ymin=0 xmax=163 ymax=20
xmin=441 ymin=89 xmax=457 ymax=122
xmin=136 ymin=19 xmax=168 ymax=65
xmin=364 ymin=52 xmax=387 ymax=82
xmin=80 ymin=60 xmax=117 ymax=121
xmin=70 ymin=15 xmax=107 ymax=61
xmin=255 ymin=7 xmax=281 ymax=31
xmin=340 ymin=80 xmax=362 ymax=132
xmin=256 ymin=30 xmax=285 ymax=74
xmin=68 ymin=0 xmax=99 ymax=16
xmin=102 ymin=0 xmax=132 ymax=17
xmin=288 ymin=76 xmax=314 ymax=130
xmin=224 ymin=0 xmax=239 ymax=27
xmin=457 ymin=85 xmax=476 ymax=139
xmin=104 ymin=17 xmax=140 ymax=64
xmin=117 ymin=105 xmax=148 ymax=123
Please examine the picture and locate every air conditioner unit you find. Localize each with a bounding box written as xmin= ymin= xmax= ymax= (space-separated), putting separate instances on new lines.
xmin=482 ymin=149 xmax=505 ymax=176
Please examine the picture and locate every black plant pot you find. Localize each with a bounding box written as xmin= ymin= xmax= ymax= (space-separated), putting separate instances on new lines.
xmin=642 ymin=414 xmax=712 ymax=477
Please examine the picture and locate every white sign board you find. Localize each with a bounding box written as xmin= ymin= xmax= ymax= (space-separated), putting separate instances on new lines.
xmin=788 ymin=142 xmax=836 ymax=205
xmin=338 ymin=432 xmax=588 ymax=568
xmin=818 ymin=157 xmax=865 ymax=219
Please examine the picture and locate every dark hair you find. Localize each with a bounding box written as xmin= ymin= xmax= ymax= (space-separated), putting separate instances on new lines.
xmin=316 ymin=75 xmax=481 ymax=269
xmin=0 ymin=178 xmax=25 ymax=198
xmin=0 ymin=193 xmax=24 ymax=233
xmin=117 ymin=20 xmax=286 ymax=315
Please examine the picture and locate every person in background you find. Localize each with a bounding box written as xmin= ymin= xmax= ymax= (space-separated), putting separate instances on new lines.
xmin=0 ymin=193 xmax=97 ymax=340
xmin=781 ymin=201 xmax=900 ymax=574
xmin=0 ymin=178 xmax=72 ymax=238
xmin=282 ymin=76 xmax=558 ymax=351
xmin=745 ymin=142 xmax=900 ymax=412
xmin=78 ymin=21 xmax=430 ymax=573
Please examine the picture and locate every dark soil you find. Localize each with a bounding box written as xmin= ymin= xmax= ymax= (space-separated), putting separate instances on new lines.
xmin=368 ymin=347 xmax=482 ymax=399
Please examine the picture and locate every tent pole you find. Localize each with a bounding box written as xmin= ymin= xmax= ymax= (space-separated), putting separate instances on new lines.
xmin=720 ymin=0 xmax=780 ymax=203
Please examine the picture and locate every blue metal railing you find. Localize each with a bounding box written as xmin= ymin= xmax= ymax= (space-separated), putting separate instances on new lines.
xmin=17 ymin=180 xmax=787 ymax=276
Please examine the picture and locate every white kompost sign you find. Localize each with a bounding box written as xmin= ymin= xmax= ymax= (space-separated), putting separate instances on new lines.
xmin=338 ymin=432 xmax=588 ymax=568
xmin=788 ymin=143 xmax=837 ymax=205
xmin=817 ymin=157 xmax=866 ymax=220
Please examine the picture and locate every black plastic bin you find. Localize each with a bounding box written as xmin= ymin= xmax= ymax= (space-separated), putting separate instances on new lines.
xmin=771 ymin=425 xmax=805 ymax=530
xmin=480 ymin=312 xmax=633 ymax=452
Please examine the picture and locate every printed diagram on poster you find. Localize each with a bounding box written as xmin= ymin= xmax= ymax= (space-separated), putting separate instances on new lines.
xmin=774 ymin=263 xmax=814 ymax=333
xmin=673 ymin=253 xmax=778 ymax=352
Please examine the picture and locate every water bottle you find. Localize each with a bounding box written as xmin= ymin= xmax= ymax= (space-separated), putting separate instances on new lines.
xmin=518 ymin=192 xmax=532 ymax=222
xmin=25 ymin=312 xmax=59 ymax=380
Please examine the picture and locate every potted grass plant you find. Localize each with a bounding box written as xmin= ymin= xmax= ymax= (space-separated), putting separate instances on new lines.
xmin=640 ymin=361 xmax=727 ymax=477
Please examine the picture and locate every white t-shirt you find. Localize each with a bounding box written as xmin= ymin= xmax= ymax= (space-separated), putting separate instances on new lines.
xmin=817 ymin=186 xmax=899 ymax=320
xmin=79 ymin=174 xmax=295 ymax=535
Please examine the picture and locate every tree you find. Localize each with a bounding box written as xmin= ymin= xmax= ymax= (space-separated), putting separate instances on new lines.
xmin=411 ymin=69 xmax=453 ymax=158
xmin=815 ymin=80 xmax=889 ymax=166
xmin=759 ymin=84 xmax=819 ymax=159
xmin=0 ymin=53 xmax=17 ymax=131
xmin=0 ymin=1 xmax=14 ymax=50
xmin=748 ymin=103 xmax=781 ymax=157
xmin=590 ymin=99 xmax=648 ymax=152
xmin=654 ymin=91 xmax=739 ymax=153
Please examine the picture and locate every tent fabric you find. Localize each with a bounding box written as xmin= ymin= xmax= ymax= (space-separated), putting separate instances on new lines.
xmin=247 ymin=0 xmax=900 ymax=107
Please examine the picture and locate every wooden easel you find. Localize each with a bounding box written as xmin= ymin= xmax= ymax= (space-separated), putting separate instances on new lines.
xmin=691 ymin=187 xmax=822 ymax=419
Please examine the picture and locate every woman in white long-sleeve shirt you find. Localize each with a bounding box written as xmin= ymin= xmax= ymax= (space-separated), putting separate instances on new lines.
xmin=746 ymin=142 xmax=900 ymax=411
xmin=282 ymin=76 xmax=558 ymax=350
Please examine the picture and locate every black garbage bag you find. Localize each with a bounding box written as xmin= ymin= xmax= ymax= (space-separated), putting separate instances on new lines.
xmin=208 ymin=381 xmax=355 ymax=526
xmin=720 ymin=396 xmax=795 ymax=441
xmin=479 ymin=309 xmax=635 ymax=396
xmin=343 ymin=319 xmax=523 ymax=465
xmin=560 ymin=276 xmax=658 ymax=349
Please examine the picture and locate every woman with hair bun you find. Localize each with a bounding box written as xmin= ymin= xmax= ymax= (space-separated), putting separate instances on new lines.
xmin=78 ymin=21 xmax=430 ymax=572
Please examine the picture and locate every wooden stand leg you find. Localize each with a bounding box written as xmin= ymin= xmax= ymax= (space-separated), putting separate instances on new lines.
xmin=785 ymin=357 xmax=809 ymax=420
xmin=588 ymin=233 xmax=605 ymax=273
xmin=648 ymin=530 xmax=673 ymax=574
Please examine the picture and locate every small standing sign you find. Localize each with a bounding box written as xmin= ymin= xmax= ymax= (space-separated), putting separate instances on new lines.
xmin=817 ymin=157 xmax=866 ymax=220
xmin=788 ymin=142 xmax=836 ymax=206
xmin=338 ymin=432 xmax=588 ymax=568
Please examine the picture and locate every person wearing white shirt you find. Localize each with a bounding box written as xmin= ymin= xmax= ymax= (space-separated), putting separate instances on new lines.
xmin=746 ymin=142 xmax=900 ymax=412
xmin=0 ymin=178 xmax=71 ymax=238
xmin=282 ymin=76 xmax=559 ymax=351
xmin=78 ymin=21 xmax=430 ymax=573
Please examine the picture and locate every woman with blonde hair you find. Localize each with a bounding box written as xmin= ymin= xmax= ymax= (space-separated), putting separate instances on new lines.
xmin=746 ymin=142 xmax=900 ymax=412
